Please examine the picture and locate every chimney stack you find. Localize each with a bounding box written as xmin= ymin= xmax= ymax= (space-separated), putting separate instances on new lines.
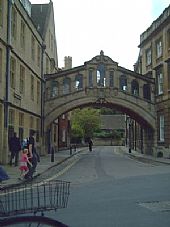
xmin=64 ymin=56 xmax=72 ymax=69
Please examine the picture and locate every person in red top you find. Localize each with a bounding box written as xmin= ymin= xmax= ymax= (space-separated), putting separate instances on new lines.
xmin=24 ymin=130 xmax=40 ymax=180
xmin=19 ymin=148 xmax=32 ymax=179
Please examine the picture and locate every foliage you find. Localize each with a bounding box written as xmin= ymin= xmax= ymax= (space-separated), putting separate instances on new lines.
xmin=100 ymin=108 xmax=122 ymax=115
xmin=71 ymin=108 xmax=100 ymax=139
xmin=94 ymin=129 xmax=123 ymax=139
xmin=94 ymin=130 xmax=111 ymax=138
xmin=71 ymin=125 xmax=83 ymax=138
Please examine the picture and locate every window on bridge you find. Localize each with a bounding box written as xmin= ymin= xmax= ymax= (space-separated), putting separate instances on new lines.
xmin=119 ymin=75 xmax=127 ymax=91
xmin=88 ymin=70 xmax=93 ymax=88
xmin=131 ymin=80 xmax=139 ymax=96
xmin=63 ymin=77 xmax=71 ymax=94
xmin=51 ymin=81 xmax=59 ymax=97
xmin=143 ymin=84 xmax=151 ymax=100
xmin=75 ymin=74 xmax=83 ymax=90
xmin=97 ymin=64 xmax=106 ymax=87
xmin=109 ymin=71 xmax=114 ymax=87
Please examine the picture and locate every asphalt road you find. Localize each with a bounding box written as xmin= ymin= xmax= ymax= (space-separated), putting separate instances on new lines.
xmin=46 ymin=146 xmax=170 ymax=227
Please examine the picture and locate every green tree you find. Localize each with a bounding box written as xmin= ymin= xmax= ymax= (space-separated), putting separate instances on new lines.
xmin=71 ymin=108 xmax=100 ymax=139
xmin=100 ymin=107 xmax=122 ymax=115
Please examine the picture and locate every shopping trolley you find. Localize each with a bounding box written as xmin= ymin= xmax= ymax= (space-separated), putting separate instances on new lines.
xmin=0 ymin=180 xmax=70 ymax=226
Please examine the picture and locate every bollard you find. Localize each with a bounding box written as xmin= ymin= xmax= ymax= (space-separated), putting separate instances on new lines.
xmin=51 ymin=147 xmax=55 ymax=162
xmin=129 ymin=148 xmax=131 ymax=153
xmin=74 ymin=144 xmax=76 ymax=152
xmin=70 ymin=145 xmax=72 ymax=156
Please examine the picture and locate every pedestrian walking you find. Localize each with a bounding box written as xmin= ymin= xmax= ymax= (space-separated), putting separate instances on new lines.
xmin=24 ymin=130 xmax=39 ymax=180
xmin=88 ymin=138 xmax=93 ymax=152
xmin=8 ymin=132 xmax=21 ymax=166
xmin=19 ymin=148 xmax=32 ymax=179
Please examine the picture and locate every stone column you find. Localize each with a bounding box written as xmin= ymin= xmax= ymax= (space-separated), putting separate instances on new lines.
xmin=152 ymin=117 xmax=158 ymax=157
xmin=70 ymin=76 xmax=75 ymax=93
xmin=142 ymin=128 xmax=148 ymax=154
xmin=139 ymin=84 xmax=143 ymax=99
xmin=143 ymin=127 xmax=155 ymax=155
xmin=58 ymin=79 xmax=63 ymax=96
xmin=93 ymin=69 xmax=97 ymax=88
xmin=114 ymin=70 xmax=119 ymax=89
xmin=150 ymin=84 xmax=155 ymax=103
xmin=127 ymin=78 xmax=131 ymax=93
xmin=105 ymin=70 xmax=110 ymax=88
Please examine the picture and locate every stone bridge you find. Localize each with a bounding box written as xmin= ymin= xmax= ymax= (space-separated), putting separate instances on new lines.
xmin=44 ymin=51 xmax=156 ymax=153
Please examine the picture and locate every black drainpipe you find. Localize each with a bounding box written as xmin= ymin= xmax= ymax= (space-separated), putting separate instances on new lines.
xmin=4 ymin=0 xmax=12 ymax=128
xmin=40 ymin=43 xmax=46 ymax=137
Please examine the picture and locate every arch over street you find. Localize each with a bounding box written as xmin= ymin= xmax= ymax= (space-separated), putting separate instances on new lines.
xmin=44 ymin=51 xmax=156 ymax=154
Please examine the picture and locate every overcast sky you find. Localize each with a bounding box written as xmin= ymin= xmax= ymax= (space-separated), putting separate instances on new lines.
xmin=30 ymin=0 xmax=170 ymax=70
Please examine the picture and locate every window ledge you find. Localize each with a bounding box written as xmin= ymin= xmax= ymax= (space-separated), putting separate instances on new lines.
xmin=158 ymin=140 xmax=165 ymax=143
xmin=155 ymin=93 xmax=164 ymax=97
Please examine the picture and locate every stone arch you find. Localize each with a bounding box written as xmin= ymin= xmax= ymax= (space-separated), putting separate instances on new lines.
xmin=45 ymin=95 xmax=155 ymax=130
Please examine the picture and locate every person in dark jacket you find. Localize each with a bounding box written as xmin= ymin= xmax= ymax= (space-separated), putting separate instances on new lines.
xmin=88 ymin=138 xmax=93 ymax=152
xmin=9 ymin=132 xmax=21 ymax=166
xmin=24 ymin=130 xmax=39 ymax=180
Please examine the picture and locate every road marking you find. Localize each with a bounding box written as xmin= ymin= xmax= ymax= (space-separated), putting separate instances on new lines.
xmin=138 ymin=201 xmax=170 ymax=212
xmin=43 ymin=158 xmax=79 ymax=182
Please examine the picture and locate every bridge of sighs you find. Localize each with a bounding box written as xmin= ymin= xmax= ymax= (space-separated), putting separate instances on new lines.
xmin=44 ymin=51 xmax=156 ymax=154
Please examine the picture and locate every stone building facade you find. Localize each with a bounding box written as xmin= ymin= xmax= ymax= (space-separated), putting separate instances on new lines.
xmin=1 ymin=1 xmax=169 ymax=164
xmin=135 ymin=4 xmax=170 ymax=157
xmin=0 ymin=0 xmax=58 ymax=163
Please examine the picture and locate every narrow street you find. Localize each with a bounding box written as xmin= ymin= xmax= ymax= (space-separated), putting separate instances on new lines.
xmin=43 ymin=146 xmax=170 ymax=227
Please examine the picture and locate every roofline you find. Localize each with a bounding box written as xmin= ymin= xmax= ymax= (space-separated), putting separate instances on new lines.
xmin=139 ymin=4 xmax=170 ymax=47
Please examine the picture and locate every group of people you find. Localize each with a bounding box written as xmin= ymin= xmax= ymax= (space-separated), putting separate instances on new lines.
xmin=9 ymin=130 xmax=39 ymax=180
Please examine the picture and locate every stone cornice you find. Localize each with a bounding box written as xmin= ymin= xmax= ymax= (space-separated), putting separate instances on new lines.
xmin=139 ymin=4 xmax=170 ymax=47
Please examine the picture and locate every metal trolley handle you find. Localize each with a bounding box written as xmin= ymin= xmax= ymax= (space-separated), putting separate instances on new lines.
xmin=0 ymin=180 xmax=70 ymax=217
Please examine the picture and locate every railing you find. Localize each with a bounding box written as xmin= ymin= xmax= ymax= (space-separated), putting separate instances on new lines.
xmin=0 ymin=180 xmax=70 ymax=217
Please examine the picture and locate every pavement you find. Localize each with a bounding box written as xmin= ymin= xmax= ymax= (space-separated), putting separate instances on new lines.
xmin=1 ymin=146 xmax=170 ymax=189
xmin=119 ymin=146 xmax=170 ymax=165
xmin=0 ymin=147 xmax=84 ymax=189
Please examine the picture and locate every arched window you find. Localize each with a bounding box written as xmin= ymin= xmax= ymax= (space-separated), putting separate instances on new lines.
xmin=75 ymin=74 xmax=83 ymax=90
xmin=63 ymin=77 xmax=71 ymax=94
xmin=51 ymin=81 xmax=59 ymax=97
xmin=131 ymin=80 xmax=139 ymax=96
xmin=119 ymin=75 xmax=127 ymax=91
xmin=143 ymin=84 xmax=151 ymax=100
xmin=97 ymin=64 xmax=106 ymax=87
